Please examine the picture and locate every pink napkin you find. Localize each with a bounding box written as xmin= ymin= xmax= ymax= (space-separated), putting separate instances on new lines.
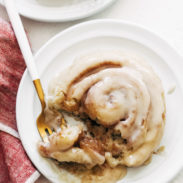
xmin=0 ymin=18 xmax=40 ymax=183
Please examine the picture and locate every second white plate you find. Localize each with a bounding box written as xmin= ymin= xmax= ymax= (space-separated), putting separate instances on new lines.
xmin=17 ymin=20 xmax=183 ymax=183
xmin=0 ymin=0 xmax=116 ymax=22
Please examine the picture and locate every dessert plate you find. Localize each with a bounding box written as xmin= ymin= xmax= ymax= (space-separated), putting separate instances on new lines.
xmin=0 ymin=0 xmax=116 ymax=22
xmin=16 ymin=20 xmax=183 ymax=183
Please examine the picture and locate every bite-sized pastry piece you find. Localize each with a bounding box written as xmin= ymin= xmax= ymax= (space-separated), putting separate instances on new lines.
xmin=39 ymin=124 xmax=105 ymax=168
xmin=39 ymin=125 xmax=83 ymax=153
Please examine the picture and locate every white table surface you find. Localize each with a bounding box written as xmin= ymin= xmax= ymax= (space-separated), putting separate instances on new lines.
xmin=1 ymin=0 xmax=183 ymax=182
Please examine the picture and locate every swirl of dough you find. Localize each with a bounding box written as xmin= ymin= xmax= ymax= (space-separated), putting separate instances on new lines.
xmin=47 ymin=50 xmax=165 ymax=167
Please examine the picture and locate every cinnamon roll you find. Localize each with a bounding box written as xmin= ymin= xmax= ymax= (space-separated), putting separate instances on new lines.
xmin=39 ymin=50 xmax=165 ymax=172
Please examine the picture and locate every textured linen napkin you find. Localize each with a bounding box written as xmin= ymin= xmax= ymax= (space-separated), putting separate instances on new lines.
xmin=0 ymin=18 xmax=40 ymax=183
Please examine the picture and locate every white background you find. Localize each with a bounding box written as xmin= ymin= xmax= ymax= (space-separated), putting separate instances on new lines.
xmin=0 ymin=0 xmax=183 ymax=182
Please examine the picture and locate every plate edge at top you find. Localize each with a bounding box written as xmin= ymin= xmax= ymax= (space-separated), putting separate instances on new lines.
xmin=0 ymin=0 xmax=117 ymax=22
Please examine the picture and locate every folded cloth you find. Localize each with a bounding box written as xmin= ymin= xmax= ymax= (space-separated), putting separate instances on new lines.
xmin=0 ymin=18 xmax=40 ymax=183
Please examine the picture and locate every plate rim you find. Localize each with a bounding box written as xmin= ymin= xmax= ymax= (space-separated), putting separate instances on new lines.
xmin=0 ymin=0 xmax=117 ymax=22
xmin=16 ymin=19 xmax=183 ymax=183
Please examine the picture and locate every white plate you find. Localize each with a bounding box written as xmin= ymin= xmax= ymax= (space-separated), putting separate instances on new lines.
xmin=0 ymin=0 xmax=116 ymax=22
xmin=17 ymin=20 xmax=183 ymax=183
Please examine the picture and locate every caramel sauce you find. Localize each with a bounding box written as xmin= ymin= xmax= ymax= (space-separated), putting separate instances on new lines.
xmin=59 ymin=163 xmax=127 ymax=183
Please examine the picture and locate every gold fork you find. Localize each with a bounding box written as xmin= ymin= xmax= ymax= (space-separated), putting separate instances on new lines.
xmin=34 ymin=79 xmax=52 ymax=139
xmin=5 ymin=0 xmax=52 ymax=139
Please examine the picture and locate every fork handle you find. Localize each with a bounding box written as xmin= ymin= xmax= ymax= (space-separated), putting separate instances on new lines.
xmin=4 ymin=0 xmax=39 ymax=80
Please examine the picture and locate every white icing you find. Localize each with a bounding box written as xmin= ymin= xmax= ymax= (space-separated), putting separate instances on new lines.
xmin=45 ymin=50 xmax=165 ymax=167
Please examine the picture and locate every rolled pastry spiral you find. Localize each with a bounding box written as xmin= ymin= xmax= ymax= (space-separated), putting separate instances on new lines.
xmin=47 ymin=50 xmax=165 ymax=167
